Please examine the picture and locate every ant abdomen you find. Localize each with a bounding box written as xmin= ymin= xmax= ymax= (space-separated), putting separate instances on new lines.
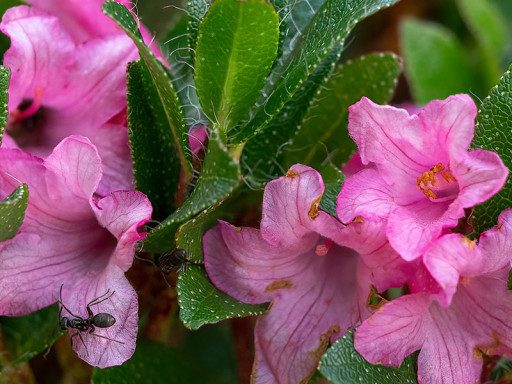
xmin=93 ymin=313 xmax=116 ymax=328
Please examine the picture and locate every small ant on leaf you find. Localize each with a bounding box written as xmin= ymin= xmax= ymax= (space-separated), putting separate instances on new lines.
xmin=158 ymin=248 xmax=188 ymax=274
xmin=58 ymin=285 xmax=124 ymax=356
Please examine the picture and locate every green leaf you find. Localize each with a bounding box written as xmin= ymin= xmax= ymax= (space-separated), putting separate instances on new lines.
xmin=165 ymin=8 xmax=206 ymax=127
xmin=187 ymin=0 xmax=210 ymax=58
xmin=176 ymin=203 xmax=224 ymax=263
xmin=178 ymin=264 xmax=268 ymax=330
xmin=231 ymin=0 xmax=401 ymax=143
xmin=241 ymin=46 xmax=342 ymax=188
xmin=318 ymin=329 xmax=418 ymax=384
xmin=93 ymin=329 xmax=239 ymax=384
xmin=0 ymin=184 xmax=28 ymax=242
xmin=92 ymin=340 xmax=193 ymax=384
xmin=127 ymin=61 xmax=180 ymax=220
xmin=194 ymin=0 xmax=279 ymax=134
xmin=456 ymin=0 xmax=506 ymax=87
xmin=285 ymin=53 xmax=402 ymax=170
xmin=143 ymin=133 xmax=240 ymax=252
xmin=318 ymin=165 xmax=345 ymax=217
xmin=1 ymin=304 xmax=64 ymax=366
xmin=0 ymin=66 xmax=10 ymax=145
xmin=400 ymin=19 xmax=481 ymax=104
xmin=471 ymin=64 xmax=512 ymax=234
xmin=102 ymin=1 xmax=192 ymax=179
xmin=488 ymin=357 xmax=512 ymax=381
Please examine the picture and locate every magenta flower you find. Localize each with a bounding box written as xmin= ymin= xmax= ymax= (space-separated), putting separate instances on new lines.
xmin=204 ymin=164 xmax=411 ymax=384
xmin=338 ymin=95 xmax=508 ymax=261
xmin=25 ymin=0 xmax=163 ymax=56
xmin=26 ymin=0 xmax=133 ymax=44
xmin=0 ymin=136 xmax=152 ymax=367
xmin=354 ymin=209 xmax=512 ymax=384
xmin=1 ymin=5 xmax=138 ymax=195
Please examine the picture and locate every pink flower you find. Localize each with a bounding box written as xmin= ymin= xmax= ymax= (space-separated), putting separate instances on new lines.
xmin=338 ymin=95 xmax=508 ymax=261
xmin=188 ymin=125 xmax=208 ymax=155
xmin=26 ymin=0 xmax=132 ymax=44
xmin=354 ymin=209 xmax=512 ymax=384
xmin=1 ymin=5 xmax=138 ymax=195
xmin=0 ymin=136 xmax=152 ymax=368
xmin=204 ymin=164 xmax=411 ymax=384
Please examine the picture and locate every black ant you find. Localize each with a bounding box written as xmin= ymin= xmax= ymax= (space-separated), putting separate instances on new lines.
xmin=58 ymin=285 xmax=123 ymax=356
xmin=158 ymin=248 xmax=188 ymax=274
xmin=134 ymin=248 xmax=189 ymax=286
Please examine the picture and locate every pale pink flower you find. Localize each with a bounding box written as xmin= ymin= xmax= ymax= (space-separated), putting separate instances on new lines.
xmin=338 ymin=95 xmax=508 ymax=261
xmin=0 ymin=136 xmax=152 ymax=367
xmin=1 ymin=5 xmax=138 ymax=195
xmin=204 ymin=164 xmax=411 ymax=384
xmin=355 ymin=209 xmax=512 ymax=384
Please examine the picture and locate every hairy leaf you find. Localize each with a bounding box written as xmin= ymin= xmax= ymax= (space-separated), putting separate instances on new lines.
xmin=0 ymin=184 xmax=28 ymax=242
xmin=178 ymin=265 xmax=268 ymax=330
xmin=318 ymin=329 xmax=418 ymax=384
xmin=231 ymin=0 xmax=401 ymax=143
xmin=285 ymin=53 xmax=402 ymax=169
xmin=0 ymin=66 xmax=10 ymax=145
xmin=471 ymin=64 xmax=512 ymax=234
xmin=195 ymin=0 xmax=279 ymax=134
xmin=241 ymin=46 xmax=342 ymax=188
xmin=143 ymin=133 xmax=240 ymax=252
xmin=401 ymin=19 xmax=480 ymax=104
xmin=102 ymin=1 xmax=192 ymax=179
xmin=127 ymin=61 xmax=180 ymax=220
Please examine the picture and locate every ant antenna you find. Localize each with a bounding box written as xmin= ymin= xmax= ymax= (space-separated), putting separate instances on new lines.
xmin=134 ymin=254 xmax=172 ymax=287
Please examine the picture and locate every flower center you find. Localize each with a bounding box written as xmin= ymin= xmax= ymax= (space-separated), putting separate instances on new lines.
xmin=417 ymin=163 xmax=459 ymax=202
xmin=7 ymin=87 xmax=48 ymax=148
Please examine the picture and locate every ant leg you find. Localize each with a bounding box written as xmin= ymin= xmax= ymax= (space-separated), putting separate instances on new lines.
xmin=88 ymin=325 xmax=95 ymax=334
xmin=90 ymin=333 xmax=125 ymax=344
xmin=71 ymin=332 xmax=89 ymax=357
xmin=58 ymin=285 xmax=82 ymax=319
xmin=86 ymin=290 xmax=115 ymax=317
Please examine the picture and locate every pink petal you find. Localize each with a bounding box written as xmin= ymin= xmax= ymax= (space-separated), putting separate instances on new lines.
xmin=26 ymin=0 xmax=131 ymax=44
xmin=423 ymin=234 xmax=483 ymax=307
xmin=188 ymin=125 xmax=208 ymax=155
xmin=93 ymin=191 xmax=152 ymax=271
xmin=204 ymin=221 xmax=315 ymax=305
xmin=261 ymin=164 xmax=326 ymax=250
xmin=0 ymin=138 xmax=110 ymax=315
xmin=355 ymin=294 xmax=430 ymax=366
xmin=449 ymin=149 xmax=508 ymax=219
xmin=251 ymin=246 xmax=363 ymax=384
xmin=1 ymin=6 xmax=75 ymax=110
xmin=337 ymin=167 xmax=395 ymax=223
xmin=478 ymin=208 xmax=512 ymax=274
xmin=348 ymin=97 xmax=435 ymax=184
xmin=417 ymin=302 xmax=482 ymax=384
xmin=341 ymin=152 xmax=365 ymax=177
xmin=60 ymin=264 xmax=138 ymax=368
xmin=417 ymin=94 xmax=477 ymax=159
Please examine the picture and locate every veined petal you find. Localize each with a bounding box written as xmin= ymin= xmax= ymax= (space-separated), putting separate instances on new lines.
xmin=251 ymin=245 xmax=362 ymax=384
xmin=60 ymin=264 xmax=138 ymax=368
xmin=337 ymin=167 xmax=395 ymax=223
xmin=261 ymin=164 xmax=325 ymax=250
xmin=1 ymin=6 xmax=75 ymax=110
xmin=26 ymin=0 xmax=131 ymax=44
xmin=423 ymin=234 xmax=483 ymax=307
xmin=355 ymin=294 xmax=430 ymax=366
xmin=478 ymin=209 xmax=512 ymax=274
xmin=418 ymin=94 xmax=477 ymax=159
xmin=92 ymin=191 xmax=152 ymax=271
xmin=204 ymin=221 xmax=316 ymax=305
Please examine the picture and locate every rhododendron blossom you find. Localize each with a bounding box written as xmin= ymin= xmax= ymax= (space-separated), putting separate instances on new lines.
xmin=355 ymin=209 xmax=512 ymax=384
xmin=204 ymin=164 xmax=413 ymax=384
xmin=0 ymin=5 xmax=138 ymax=195
xmin=0 ymin=136 xmax=152 ymax=367
xmin=338 ymin=94 xmax=508 ymax=261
